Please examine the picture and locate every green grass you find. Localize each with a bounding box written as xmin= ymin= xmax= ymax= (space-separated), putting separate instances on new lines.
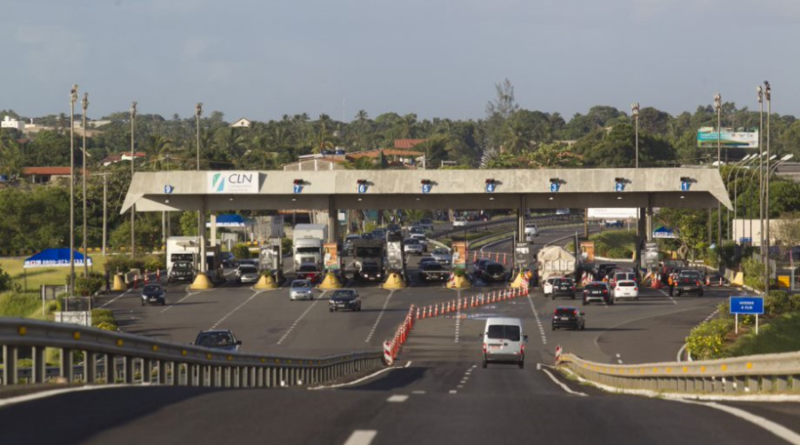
xmin=0 ymin=255 xmax=109 ymax=291
xmin=0 ymin=291 xmax=46 ymax=319
xmin=728 ymin=312 xmax=800 ymax=357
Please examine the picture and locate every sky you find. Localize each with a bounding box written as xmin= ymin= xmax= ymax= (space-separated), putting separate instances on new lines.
xmin=3 ymin=0 xmax=799 ymax=122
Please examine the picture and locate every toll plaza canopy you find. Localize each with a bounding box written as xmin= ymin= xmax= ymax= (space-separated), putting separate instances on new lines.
xmin=122 ymin=168 xmax=732 ymax=213
xmin=23 ymin=249 xmax=92 ymax=268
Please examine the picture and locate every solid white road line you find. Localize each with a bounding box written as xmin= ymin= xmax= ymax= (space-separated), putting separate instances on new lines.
xmin=0 ymin=384 xmax=146 ymax=408
xmin=404 ymin=361 xmax=412 ymax=368
xmin=343 ymin=430 xmax=378 ymax=445
xmin=449 ymin=390 xmax=457 ymax=394
xmin=308 ymin=366 xmax=397 ymax=390
xmin=160 ymin=290 xmax=199 ymax=313
xmin=209 ymin=290 xmax=263 ymax=330
xmin=386 ymin=395 xmax=409 ymax=403
xmin=277 ymin=291 xmax=325 ymax=345
xmin=540 ymin=367 xmax=588 ymax=397
xmin=365 ymin=290 xmax=394 ymax=343
xmin=526 ymin=292 xmax=547 ymax=345
xmin=673 ymin=399 xmax=800 ymax=445
xmin=99 ymin=288 xmax=133 ymax=309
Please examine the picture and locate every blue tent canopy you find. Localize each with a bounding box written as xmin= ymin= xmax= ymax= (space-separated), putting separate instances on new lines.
xmin=652 ymin=226 xmax=677 ymax=239
xmin=23 ymin=249 xmax=93 ymax=269
xmin=206 ymin=214 xmax=254 ymax=228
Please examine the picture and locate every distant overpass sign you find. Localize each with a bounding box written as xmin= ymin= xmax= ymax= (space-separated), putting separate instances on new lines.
xmin=587 ymin=208 xmax=638 ymax=219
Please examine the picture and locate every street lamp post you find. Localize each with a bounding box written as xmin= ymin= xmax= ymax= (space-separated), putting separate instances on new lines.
xmin=195 ymin=103 xmax=204 ymax=275
xmin=130 ymin=101 xmax=137 ymax=258
xmin=195 ymin=103 xmax=203 ymax=170
xmin=764 ymin=82 xmax=772 ymax=273
xmin=726 ymin=154 xmax=754 ymax=240
xmin=631 ymin=103 xmax=640 ymax=168
xmin=69 ymin=85 xmax=78 ymax=297
xmin=757 ymin=86 xmax=764 ymax=260
xmin=81 ymin=93 xmax=89 ymax=279
xmin=745 ymin=154 xmax=773 ymax=247
xmin=714 ymin=93 xmax=722 ymax=247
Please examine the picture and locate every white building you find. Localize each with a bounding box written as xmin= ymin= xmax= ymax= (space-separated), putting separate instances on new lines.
xmin=230 ymin=118 xmax=252 ymax=128
xmin=1 ymin=116 xmax=24 ymax=131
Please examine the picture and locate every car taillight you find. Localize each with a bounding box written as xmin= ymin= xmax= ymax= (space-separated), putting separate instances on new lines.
xmin=634 ymin=288 xmax=638 ymax=291
xmin=603 ymin=289 xmax=608 ymax=294
xmin=482 ymin=343 xmax=487 ymax=353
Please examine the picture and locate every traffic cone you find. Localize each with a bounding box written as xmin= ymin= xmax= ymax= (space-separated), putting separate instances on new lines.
xmin=719 ymin=276 xmax=723 ymax=286
xmin=434 ymin=304 xmax=439 ymax=317
xmin=416 ymin=307 xmax=420 ymax=319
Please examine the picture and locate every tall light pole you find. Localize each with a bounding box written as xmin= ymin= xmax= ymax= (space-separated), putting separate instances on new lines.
xmin=631 ymin=103 xmax=640 ymax=168
xmin=195 ymin=103 xmax=203 ymax=170
xmin=69 ymin=85 xmax=78 ymax=297
xmin=757 ymin=86 xmax=764 ymax=259
xmin=726 ymin=154 xmax=754 ymax=240
xmin=714 ymin=93 xmax=722 ymax=247
xmin=130 ymin=101 xmax=137 ymax=258
xmin=745 ymin=153 xmax=774 ymax=247
xmin=764 ymin=81 xmax=772 ymax=291
xmin=81 ymin=93 xmax=89 ymax=278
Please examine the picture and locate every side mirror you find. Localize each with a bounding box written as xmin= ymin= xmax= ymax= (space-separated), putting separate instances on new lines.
xmin=235 ymin=340 xmax=242 ymax=346
xmin=524 ymin=335 xmax=529 ymax=343
xmin=478 ymin=333 xmax=484 ymax=339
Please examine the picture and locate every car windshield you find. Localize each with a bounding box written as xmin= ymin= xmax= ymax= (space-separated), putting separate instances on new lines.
xmin=486 ymin=325 xmax=521 ymax=341
xmin=486 ymin=264 xmax=504 ymax=273
xmin=555 ymin=309 xmax=577 ymax=316
xmin=143 ymin=285 xmax=161 ymax=293
xmin=587 ymin=285 xmax=605 ymax=291
xmin=173 ymin=262 xmax=193 ymax=270
xmin=240 ymin=266 xmax=258 ymax=273
xmin=332 ymin=291 xmax=355 ymax=300
xmin=405 ymin=239 xmax=419 ymax=245
xmin=618 ymin=281 xmax=636 ymax=287
xmin=556 ymin=279 xmax=573 ymax=286
xmin=299 ymin=265 xmax=319 ymax=272
xmin=292 ymin=281 xmax=310 ymax=288
xmin=297 ymin=247 xmax=320 ymax=254
xmin=423 ymin=263 xmax=443 ymax=271
xmin=196 ymin=332 xmax=234 ymax=347
xmin=433 ymin=249 xmax=449 ymax=255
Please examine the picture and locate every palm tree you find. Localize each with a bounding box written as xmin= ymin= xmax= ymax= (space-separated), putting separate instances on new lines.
xmin=401 ymin=113 xmax=417 ymax=138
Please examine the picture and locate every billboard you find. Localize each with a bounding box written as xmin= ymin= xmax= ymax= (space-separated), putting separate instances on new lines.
xmin=697 ymin=127 xmax=758 ymax=149
xmin=587 ymin=208 xmax=638 ymax=220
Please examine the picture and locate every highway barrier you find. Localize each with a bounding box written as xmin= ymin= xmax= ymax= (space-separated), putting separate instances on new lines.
xmin=558 ymin=351 xmax=800 ymax=394
xmin=384 ymin=306 xmax=416 ymax=366
xmin=416 ymin=285 xmax=530 ymax=320
xmin=0 ymin=318 xmax=382 ymax=388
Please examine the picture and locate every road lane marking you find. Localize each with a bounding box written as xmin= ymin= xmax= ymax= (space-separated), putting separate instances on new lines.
xmin=160 ymin=290 xmax=199 ymax=313
xmin=209 ymin=290 xmax=263 ymax=330
xmin=404 ymin=361 xmax=412 ymax=368
xmin=365 ymin=290 xmax=394 ymax=343
xmin=0 ymin=383 xmax=149 ymax=408
xmin=673 ymin=399 xmax=800 ymax=445
xmin=342 ymin=430 xmax=377 ymax=445
xmin=540 ymin=366 xmax=588 ymax=397
xmin=449 ymin=390 xmax=457 ymax=394
xmin=454 ymin=290 xmax=461 ymax=343
xmin=412 ymin=390 xmax=426 ymax=394
xmin=308 ymin=366 xmax=397 ymax=390
xmin=657 ymin=288 xmax=678 ymax=305
xmin=99 ymin=288 xmax=133 ymax=309
xmin=277 ymin=291 xmax=325 ymax=345
xmin=386 ymin=395 xmax=408 ymax=403
xmin=526 ymin=292 xmax=547 ymax=345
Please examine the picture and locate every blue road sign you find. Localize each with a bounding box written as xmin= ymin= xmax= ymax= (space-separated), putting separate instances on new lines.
xmin=730 ymin=296 xmax=764 ymax=315
xmin=293 ymin=184 xmax=303 ymax=194
xmin=615 ymin=182 xmax=625 ymax=192
xmin=358 ymin=183 xmax=367 ymax=194
xmin=550 ymin=182 xmax=560 ymax=193
xmin=739 ymin=237 xmax=752 ymax=243
xmin=681 ymin=181 xmax=690 ymax=191
xmin=422 ymin=183 xmax=432 ymax=194
xmin=164 ymin=185 xmax=174 ymax=194
xmin=486 ymin=182 xmax=496 ymax=193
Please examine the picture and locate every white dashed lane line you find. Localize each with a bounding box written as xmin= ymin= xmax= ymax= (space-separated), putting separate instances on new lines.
xmin=160 ymin=289 xmax=199 ymax=313
xmin=386 ymin=395 xmax=409 ymax=403
xmin=99 ymin=288 xmax=133 ymax=309
xmin=454 ymin=290 xmax=462 ymax=343
xmin=277 ymin=291 xmax=326 ymax=345
xmin=616 ymin=353 xmax=623 ymax=364
xmin=365 ymin=290 xmax=395 ymax=343
xmin=342 ymin=430 xmax=378 ymax=445
xmin=210 ymin=290 xmax=263 ymax=330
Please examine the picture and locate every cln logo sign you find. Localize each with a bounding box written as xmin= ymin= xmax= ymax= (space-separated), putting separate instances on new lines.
xmin=207 ymin=172 xmax=260 ymax=194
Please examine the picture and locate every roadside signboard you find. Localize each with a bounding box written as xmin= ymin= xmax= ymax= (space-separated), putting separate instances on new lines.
xmin=730 ymin=296 xmax=764 ymax=334
xmin=452 ymin=241 xmax=467 ymax=270
xmin=514 ymin=242 xmax=531 ymax=270
xmin=323 ymin=243 xmax=339 ymax=270
xmin=697 ymin=127 xmax=759 ymax=149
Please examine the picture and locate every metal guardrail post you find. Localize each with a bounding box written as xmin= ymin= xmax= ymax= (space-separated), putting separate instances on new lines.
xmin=85 ymin=351 xmax=97 ymax=383
xmin=3 ymin=345 xmax=18 ymax=385
xmin=33 ymin=346 xmax=46 ymax=384
xmin=124 ymin=357 xmax=134 ymax=384
xmin=61 ymin=348 xmax=74 ymax=383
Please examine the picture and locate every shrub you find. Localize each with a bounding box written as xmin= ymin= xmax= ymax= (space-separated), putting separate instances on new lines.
xmin=281 ymin=238 xmax=293 ymax=256
xmin=95 ymin=321 xmax=118 ymax=332
xmin=453 ymin=268 xmax=466 ymax=277
xmin=92 ymin=308 xmax=118 ymax=331
xmin=741 ymin=257 xmax=766 ymax=291
xmin=232 ymin=243 xmax=251 ymax=259
xmin=74 ymin=272 xmax=104 ymax=296
xmin=105 ymin=255 xmax=134 ymax=274
xmin=142 ymin=254 xmax=165 ymax=272
xmin=765 ymin=290 xmax=791 ymax=317
xmin=791 ymin=294 xmax=800 ymax=312
xmin=685 ymin=318 xmax=734 ymax=360
xmin=0 ymin=291 xmax=40 ymax=317
xmin=605 ymin=247 xmax=633 ymax=259
xmin=0 ymin=265 xmax=19 ymax=293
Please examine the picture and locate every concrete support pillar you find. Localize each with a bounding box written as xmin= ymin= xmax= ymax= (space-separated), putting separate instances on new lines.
xmin=3 ymin=345 xmax=18 ymax=385
xmin=327 ymin=196 xmax=337 ymax=243
xmin=517 ymin=195 xmax=526 ymax=243
xmin=646 ymin=205 xmax=654 ymax=243
xmin=210 ymin=214 xmax=217 ymax=248
xmin=85 ymin=351 xmax=97 ymax=384
xmin=124 ymin=357 xmax=135 ymax=384
xmin=199 ymin=197 xmax=207 ymax=272
xmin=60 ymin=348 xmax=74 ymax=383
xmin=33 ymin=346 xmax=46 ymax=384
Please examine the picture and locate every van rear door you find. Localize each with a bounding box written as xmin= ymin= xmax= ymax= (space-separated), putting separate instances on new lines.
xmin=485 ymin=323 xmax=522 ymax=359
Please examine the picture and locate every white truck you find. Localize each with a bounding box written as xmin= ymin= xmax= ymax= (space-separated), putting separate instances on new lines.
xmin=166 ymin=236 xmax=220 ymax=281
xmin=537 ymin=245 xmax=578 ymax=283
xmin=292 ymin=224 xmax=328 ymax=269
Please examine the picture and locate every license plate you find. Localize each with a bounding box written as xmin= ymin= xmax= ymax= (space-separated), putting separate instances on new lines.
xmin=490 ymin=345 xmax=501 ymax=350
xmin=560 ymin=317 xmax=570 ymax=320
xmin=149 ymin=298 xmax=157 ymax=302
xmin=683 ymin=287 xmax=692 ymax=290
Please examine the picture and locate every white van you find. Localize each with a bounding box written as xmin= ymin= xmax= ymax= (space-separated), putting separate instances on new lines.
xmin=524 ymin=223 xmax=538 ymax=241
xmin=481 ymin=317 xmax=527 ymax=369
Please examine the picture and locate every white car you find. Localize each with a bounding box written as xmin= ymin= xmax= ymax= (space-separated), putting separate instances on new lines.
xmin=613 ymin=280 xmax=639 ymax=301
xmin=453 ymin=217 xmax=468 ymax=227
xmin=543 ymin=276 xmax=562 ymax=298
xmin=409 ymin=233 xmax=428 ymax=251
xmin=524 ymin=223 xmax=538 ymax=238
xmin=237 ymin=265 xmax=260 ymax=284
xmin=403 ymin=239 xmax=424 ymax=255
xmin=289 ymin=279 xmax=314 ymax=300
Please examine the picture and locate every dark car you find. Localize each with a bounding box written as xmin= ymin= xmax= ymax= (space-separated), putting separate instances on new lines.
xmin=296 ymin=264 xmax=323 ymax=283
xmin=371 ymin=228 xmax=387 ymax=240
xmin=356 ymin=262 xmax=383 ymax=282
xmin=386 ymin=223 xmax=402 ymax=234
xmin=168 ymin=261 xmax=195 ymax=283
xmin=595 ymin=263 xmax=618 ymax=280
xmin=552 ymin=307 xmax=585 ymax=330
xmin=193 ymin=330 xmax=241 ymax=352
xmin=552 ymin=278 xmax=576 ymax=300
xmin=141 ymin=284 xmax=166 ymax=306
xmin=329 ymin=289 xmax=362 ymax=312
xmin=480 ymin=262 xmax=507 ymax=282
xmin=583 ymin=282 xmax=613 ymax=305
xmin=419 ymin=262 xmax=449 ymax=282
xmin=676 ymin=274 xmax=704 ymax=297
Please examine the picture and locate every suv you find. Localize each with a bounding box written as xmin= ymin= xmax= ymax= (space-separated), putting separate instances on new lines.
xmin=329 ymin=289 xmax=362 ymax=312
xmin=676 ymin=273 xmax=704 ymax=297
xmin=582 ymin=282 xmax=613 ymax=305
xmin=168 ymin=261 xmax=195 ymax=284
xmin=552 ymin=307 xmax=585 ymax=331
xmin=551 ymin=278 xmax=576 ymax=300
xmin=356 ymin=262 xmax=383 ymax=282
xmin=193 ymin=330 xmax=242 ymax=352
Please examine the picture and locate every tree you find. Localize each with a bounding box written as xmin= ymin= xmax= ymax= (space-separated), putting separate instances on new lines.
xmin=775 ymin=212 xmax=800 ymax=259
xmin=485 ymin=79 xmax=519 ymax=151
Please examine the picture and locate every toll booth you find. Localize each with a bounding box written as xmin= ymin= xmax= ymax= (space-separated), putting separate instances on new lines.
xmin=260 ymin=238 xmax=284 ymax=283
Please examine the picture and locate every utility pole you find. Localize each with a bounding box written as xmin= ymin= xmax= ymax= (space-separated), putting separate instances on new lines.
xmin=69 ymin=85 xmax=78 ymax=298
xmin=764 ymin=81 xmax=772 ymax=293
xmin=130 ymin=101 xmax=137 ymax=258
xmin=93 ymin=173 xmax=112 ymax=256
xmin=82 ymin=92 xmax=89 ymax=278
xmin=757 ymin=86 xmax=764 ymax=260
xmin=714 ymin=93 xmax=722 ymax=248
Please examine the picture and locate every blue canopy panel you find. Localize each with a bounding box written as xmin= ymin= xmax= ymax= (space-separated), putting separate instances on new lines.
xmin=23 ymin=248 xmax=93 ymax=269
xmin=206 ymin=214 xmax=254 ymax=228
xmin=652 ymin=226 xmax=677 ymax=239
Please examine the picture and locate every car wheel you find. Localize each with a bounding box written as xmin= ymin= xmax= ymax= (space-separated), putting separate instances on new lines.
xmin=141 ymin=300 xmax=145 ymax=306
xmin=552 ymin=325 xmax=556 ymax=331
xmin=161 ymin=300 xmax=166 ymax=306
xmin=329 ymin=307 xmax=334 ymax=312
xmin=698 ymin=290 xmax=704 ymax=297
xmin=571 ymin=295 xmax=576 ymax=300
xmin=580 ymin=323 xmax=585 ymax=331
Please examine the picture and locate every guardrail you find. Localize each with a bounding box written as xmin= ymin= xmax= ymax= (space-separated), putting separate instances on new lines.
xmin=430 ymin=214 xmax=580 ymax=240
xmin=0 ymin=318 xmax=383 ymax=388
xmin=558 ymin=352 xmax=800 ymax=394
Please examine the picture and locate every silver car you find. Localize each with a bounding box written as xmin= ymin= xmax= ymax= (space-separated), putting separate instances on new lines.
xmin=290 ymin=279 xmax=314 ymax=300
xmin=431 ymin=248 xmax=452 ymax=265
xmin=404 ymin=239 xmax=424 ymax=255
xmin=238 ymin=265 xmax=260 ymax=284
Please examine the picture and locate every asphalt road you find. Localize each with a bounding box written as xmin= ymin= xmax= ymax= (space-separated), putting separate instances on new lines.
xmin=5 ymin=225 xmax=797 ymax=444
